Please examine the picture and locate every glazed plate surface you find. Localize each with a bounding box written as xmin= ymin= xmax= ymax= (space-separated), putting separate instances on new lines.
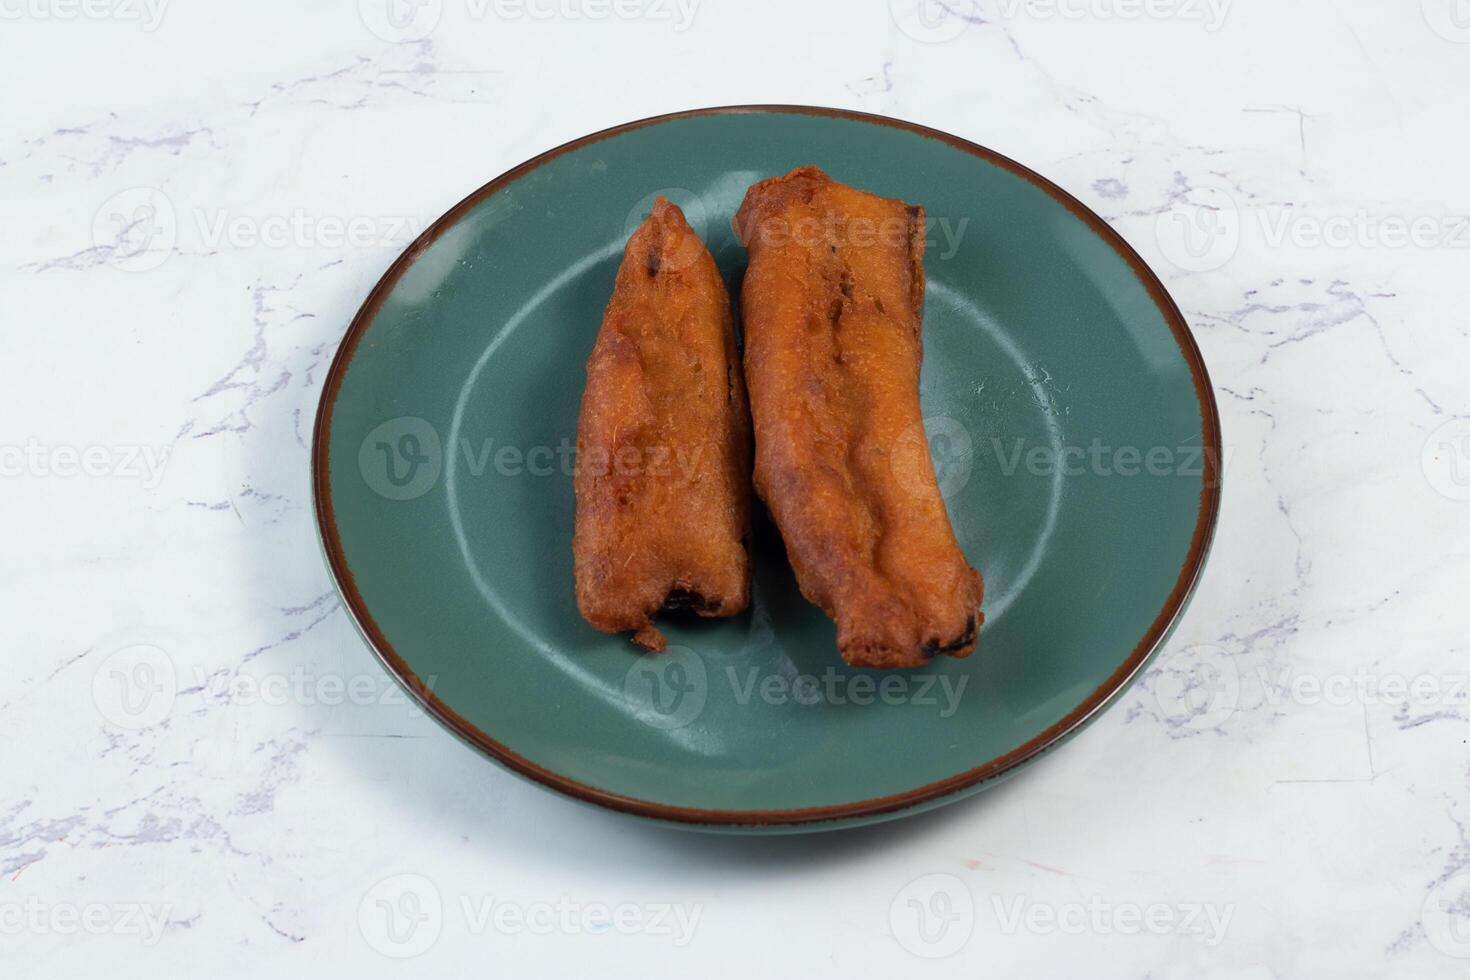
xmin=313 ymin=106 xmax=1221 ymax=832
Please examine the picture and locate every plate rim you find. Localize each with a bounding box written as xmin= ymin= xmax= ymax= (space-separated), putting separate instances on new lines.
xmin=311 ymin=104 xmax=1223 ymax=829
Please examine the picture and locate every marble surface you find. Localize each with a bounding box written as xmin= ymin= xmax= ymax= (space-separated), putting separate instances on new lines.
xmin=3 ymin=1 xmax=1469 ymax=975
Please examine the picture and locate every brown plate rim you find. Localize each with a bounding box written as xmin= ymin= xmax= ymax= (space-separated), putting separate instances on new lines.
xmin=310 ymin=104 xmax=1223 ymax=829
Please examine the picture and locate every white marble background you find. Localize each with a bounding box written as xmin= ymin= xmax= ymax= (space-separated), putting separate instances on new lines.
xmin=2 ymin=0 xmax=1468 ymax=976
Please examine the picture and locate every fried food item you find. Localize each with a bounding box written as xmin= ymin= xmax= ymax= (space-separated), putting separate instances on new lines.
xmin=734 ymin=166 xmax=983 ymax=669
xmin=573 ymin=197 xmax=752 ymax=651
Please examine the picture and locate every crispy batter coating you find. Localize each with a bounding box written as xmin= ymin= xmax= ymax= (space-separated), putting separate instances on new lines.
xmin=573 ymin=198 xmax=752 ymax=651
xmin=734 ymin=167 xmax=983 ymax=669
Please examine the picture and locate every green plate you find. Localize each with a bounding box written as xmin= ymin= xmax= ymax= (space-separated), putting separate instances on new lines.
xmin=312 ymin=106 xmax=1221 ymax=833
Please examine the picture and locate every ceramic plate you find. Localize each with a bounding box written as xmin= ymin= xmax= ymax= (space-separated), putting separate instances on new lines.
xmin=312 ymin=106 xmax=1221 ymax=833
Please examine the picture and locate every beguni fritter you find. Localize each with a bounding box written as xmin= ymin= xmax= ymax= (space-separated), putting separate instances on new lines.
xmin=573 ymin=198 xmax=752 ymax=651
xmin=734 ymin=167 xmax=983 ymax=669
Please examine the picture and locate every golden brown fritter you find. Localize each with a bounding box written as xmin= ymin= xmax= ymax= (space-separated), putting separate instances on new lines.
xmin=734 ymin=166 xmax=983 ymax=669
xmin=573 ymin=197 xmax=752 ymax=651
